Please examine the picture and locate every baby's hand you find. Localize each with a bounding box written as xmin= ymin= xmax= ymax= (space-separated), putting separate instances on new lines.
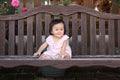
xmin=33 ymin=52 xmax=41 ymax=56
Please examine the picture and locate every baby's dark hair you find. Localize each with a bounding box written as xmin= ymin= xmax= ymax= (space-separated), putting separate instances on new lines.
xmin=49 ymin=19 xmax=66 ymax=35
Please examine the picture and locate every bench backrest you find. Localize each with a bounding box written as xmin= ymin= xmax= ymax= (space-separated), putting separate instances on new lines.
xmin=0 ymin=5 xmax=120 ymax=56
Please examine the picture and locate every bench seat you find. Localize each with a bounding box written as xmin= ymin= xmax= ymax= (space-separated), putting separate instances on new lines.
xmin=0 ymin=55 xmax=120 ymax=68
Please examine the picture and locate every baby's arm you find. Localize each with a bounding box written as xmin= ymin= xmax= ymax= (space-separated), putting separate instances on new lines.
xmin=34 ymin=42 xmax=48 ymax=56
xmin=59 ymin=39 xmax=68 ymax=56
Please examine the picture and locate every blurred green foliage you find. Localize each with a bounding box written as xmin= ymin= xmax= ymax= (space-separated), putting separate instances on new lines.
xmin=118 ymin=0 xmax=120 ymax=7
xmin=0 ymin=0 xmax=18 ymax=15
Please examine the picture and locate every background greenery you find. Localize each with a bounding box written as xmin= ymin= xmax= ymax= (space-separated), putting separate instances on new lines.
xmin=0 ymin=0 xmax=18 ymax=15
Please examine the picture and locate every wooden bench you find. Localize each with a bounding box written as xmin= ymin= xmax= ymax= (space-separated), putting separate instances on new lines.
xmin=0 ymin=5 xmax=120 ymax=69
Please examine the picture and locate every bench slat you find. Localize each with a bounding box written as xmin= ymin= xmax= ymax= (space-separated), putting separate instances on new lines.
xmin=108 ymin=20 xmax=115 ymax=55
xmin=72 ymin=13 xmax=78 ymax=56
xmin=8 ymin=21 xmax=15 ymax=55
xmin=27 ymin=16 xmax=33 ymax=55
xmin=45 ymin=14 xmax=51 ymax=37
xmin=118 ymin=20 xmax=120 ymax=54
xmin=0 ymin=21 xmax=5 ymax=55
xmin=18 ymin=20 xmax=24 ymax=55
xmin=36 ymin=13 xmax=43 ymax=50
xmin=90 ymin=16 xmax=96 ymax=55
xmin=81 ymin=13 xmax=87 ymax=55
xmin=63 ymin=16 xmax=69 ymax=35
xmin=99 ymin=19 xmax=106 ymax=55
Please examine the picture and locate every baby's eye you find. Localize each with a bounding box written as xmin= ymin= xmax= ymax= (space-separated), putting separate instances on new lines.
xmin=55 ymin=29 xmax=58 ymax=31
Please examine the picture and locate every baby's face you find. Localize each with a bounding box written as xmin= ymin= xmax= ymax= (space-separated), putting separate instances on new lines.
xmin=51 ymin=23 xmax=64 ymax=38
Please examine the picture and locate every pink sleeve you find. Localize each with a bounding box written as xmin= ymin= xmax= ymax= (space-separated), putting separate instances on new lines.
xmin=62 ymin=35 xmax=69 ymax=41
xmin=46 ymin=35 xmax=52 ymax=44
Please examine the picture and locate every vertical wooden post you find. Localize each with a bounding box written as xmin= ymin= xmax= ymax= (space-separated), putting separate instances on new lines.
xmin=111 ymin=0 xmax=119 ymax=48
xmin=23 ymin=0 xmax=26 ymax=7
xmin=83 ymin=0 xmax=87 ymax=6
xmin=34 ymin=0 xmax=40 ymax=7
xmin=85 ymin=0 xmax=94 ymax=8
xmin=83 ymin=0 xmax=95 ymax=48
xmin=53 ymin=0 xmax=58 ymax=4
